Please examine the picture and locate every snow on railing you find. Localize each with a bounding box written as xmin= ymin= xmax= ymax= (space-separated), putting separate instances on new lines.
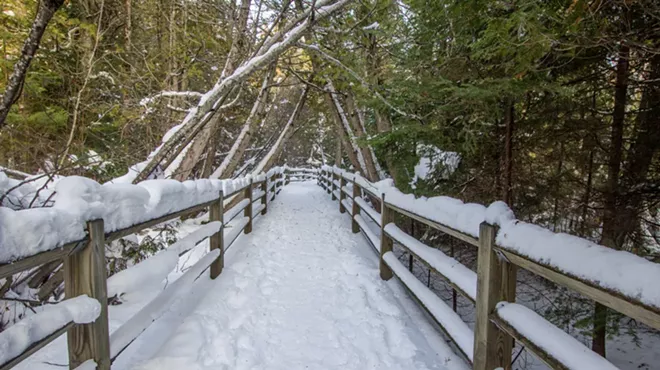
xmin=0 ymin=175 xmax=252 ymax=264
xmin=0 ymin=168 xmax=288 ymax=369
xmin=493 ymin=302 xmax=618 ymax=370
xmin=317 ymin=166 xmax=659 ymax=370
xmin=0 ymin=295 xmax=101 ymax=369
xmin=107 ymin=221 xmax=222 ymax=299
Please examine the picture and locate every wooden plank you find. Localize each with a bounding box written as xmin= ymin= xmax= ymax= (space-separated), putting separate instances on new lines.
xmin=209 ymin=192 xmax=224 ymax=279
xmin=261 ymin=181 xmax=268 ymax=215
xmin=244 ymin=180 xmax=253 ymax=234
xmin=490 ymin=314 xmax=569 ymax=370
xmin=383 ymin=228 xmax=476 ymax=303
xmin=385 ymin=202 xmax=479 ymax=247
xmin=379 ymin=194 xmax=394 ymax=281
xmin=351 ymin=178 xmax=360 ymax=233
xmin=473 ymin=222 xmax=511 ymax=370
xmin=383 ymin=253 xmax=473 ymax=363
xmin=0 ymin=242 xmax=80 ymax=280
xmin=331 ymin=173 xmax=337 ymax=200
xmin=106 ymin=199 xmax=218 ymax=242
xmin=354 ymin=197 xmax=381 ymax=225
xmin=498 ymin=248 xmax=660 ymax=331
xmin=0 ymin=321 xmax=74 ymax=370
xmin=339 ymin=176 xmax=347 ymax=213
xmin=64 ymin=220 xmax=110 ymax=370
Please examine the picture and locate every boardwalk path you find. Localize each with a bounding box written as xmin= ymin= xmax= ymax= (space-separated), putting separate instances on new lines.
xmin=134 ymin=181 xmax=466 ymax=370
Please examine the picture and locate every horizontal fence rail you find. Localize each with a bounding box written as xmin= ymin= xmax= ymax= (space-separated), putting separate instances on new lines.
xmin=0 ymin=169 xmax=292 ymax=370
xmin=317 ymin=165 xmax=660 ymax=370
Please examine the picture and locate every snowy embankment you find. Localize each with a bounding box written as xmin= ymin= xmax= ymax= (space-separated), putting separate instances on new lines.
xmin=323 ymin=165 xmax=660 ymax=312
xmin=0 ymin=167 xmax=284 ymax=263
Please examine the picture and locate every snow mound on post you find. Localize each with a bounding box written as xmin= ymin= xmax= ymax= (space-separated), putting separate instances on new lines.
xmin=0 ymin=295 xmax=100 ymax=365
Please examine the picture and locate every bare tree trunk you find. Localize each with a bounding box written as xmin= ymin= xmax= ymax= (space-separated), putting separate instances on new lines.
xmin=552 ymin=141 xmax=564 ymax=231
xmin=502 ymin=99 xmax=514 ymax=205
xmin=125 ymin=0 xmax=132 ymax=46
xmin=616 ymin=52 xmax=660 ymax=251
xmin=210 ymin=64 xmax=276 ymax=179
xmin=326 ymin=79 xmax=368 ymax=175
xmin=335 ymin=130 xmax=342 ymax=166
xmin=0 ymin=0 xmax=65 ymax=127
xmin=579 ymin=141 xmax=595 ymax=236
xmin=345 ymin=92 xmax=380 ymax=181
xmin=60 ymin=0 xmax=105 ymax=167
xmin=325 ymin=90 xmax=364 ymax=175
xmin=129 ymin=0 xmax=352 ymax=183
xmin=174 ymin=0 xmax=252 ymax=180
xmin=593 ymin=44 xmax=630 ymax=357
xmin=365 ymin=31 xmax=398 ymax=183
xmin=253 ymin=85 xmax=309 ymax=174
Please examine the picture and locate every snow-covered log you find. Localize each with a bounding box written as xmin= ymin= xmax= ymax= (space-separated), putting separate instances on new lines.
xmin=130 ymin=0 xmax=354 ymax=184
xmin=252 ymin=85 xmax=310 ymax=174
xmin=211 ymin=64 xmax=276 ymax=179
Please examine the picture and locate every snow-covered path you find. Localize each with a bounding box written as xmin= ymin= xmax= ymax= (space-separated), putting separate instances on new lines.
xmin=133 ymin=181 xmax=466 ymax=370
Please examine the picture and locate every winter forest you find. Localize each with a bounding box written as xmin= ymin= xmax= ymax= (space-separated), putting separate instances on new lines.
xmin=1 ymin=0 xmax=659 ymax=369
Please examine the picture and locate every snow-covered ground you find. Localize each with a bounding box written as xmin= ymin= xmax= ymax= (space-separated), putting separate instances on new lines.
xmin=16 ymin=181 xmax=467 ymax=370
xmin=130 ymin=181 xmax=466 ymax=370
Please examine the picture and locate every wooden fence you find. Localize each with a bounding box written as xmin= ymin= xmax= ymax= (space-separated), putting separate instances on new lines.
xmin=0 ymin=170 xmax=288 ymax=370
xmin=318 ymin=166 xmax=660 ymax=370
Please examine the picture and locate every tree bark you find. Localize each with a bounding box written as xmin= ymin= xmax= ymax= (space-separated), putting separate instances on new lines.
xmin=345 ymin=92 xmax=380 ymax=181
xmin=0 ymin=0 xmax=66 ymax=127
xmin=324 ymin=87 xmax=365 ymax=175
xmin=130 ymin=0 xmax=352 ymax=183
xmin=210 ymin=64 xmax=276 ymax=179
xmin=593 ymin=44 xmax=630 ymax=357
xmin=252 ymin=85 xmax=309 ymax=174
xmin=502 ymin=99 xmax=514 ymax=205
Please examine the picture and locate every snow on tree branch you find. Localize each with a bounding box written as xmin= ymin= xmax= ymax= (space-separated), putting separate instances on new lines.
xmin=127 ymin=0 xmax=354 ymax=184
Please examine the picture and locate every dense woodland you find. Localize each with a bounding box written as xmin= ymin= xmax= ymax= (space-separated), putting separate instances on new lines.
xmin=1 ymin=0 xmax=659 ymax=367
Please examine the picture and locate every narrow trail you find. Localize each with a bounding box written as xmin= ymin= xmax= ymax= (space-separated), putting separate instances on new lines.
xmin=134 ymin=181 xmax=465 ymax=370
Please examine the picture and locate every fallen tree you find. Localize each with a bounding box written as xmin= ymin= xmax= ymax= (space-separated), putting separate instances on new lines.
xmin=128 ymin=0 xmax=353 ymax=184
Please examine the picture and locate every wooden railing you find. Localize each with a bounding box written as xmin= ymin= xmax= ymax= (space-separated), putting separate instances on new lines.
xmin=283 ymin=167 xmax=319 ymax=183
xmin=0 ymin=170 xmax=287 ymax=370
xmin=318 ymin=166 xmax=660 ymax=370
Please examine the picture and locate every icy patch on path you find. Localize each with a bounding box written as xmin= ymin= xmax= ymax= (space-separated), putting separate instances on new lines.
xmin=135 ymin=182 xmax=466 ymax=370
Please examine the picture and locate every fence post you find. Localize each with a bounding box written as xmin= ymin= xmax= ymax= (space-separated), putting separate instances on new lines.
xmin=285 ymin=171 xmax=290 ymax=185
xmin=351 ymin=177 xmax=360 ymax=233
xmin=325 ymin=171 xmax=331 ymax=194
xmin=331 ymin=172 xmax=337 ymax=200
xmin=474 ymin=222 xmax=514 ymax=370
xmin=244 ymin=179 xmax=253 ymax=234
xmin=339 ymin=175 xmax=346 ymax=213
xmin=379 ymin=193 xmax=393 ymax=280
xmin=209 ymin=191 xmax=224 ymax=279
xmin=261 ymin=180 xmax=268 ymax=215
xmin=64 ymin=219 xmax=110 ymax=370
